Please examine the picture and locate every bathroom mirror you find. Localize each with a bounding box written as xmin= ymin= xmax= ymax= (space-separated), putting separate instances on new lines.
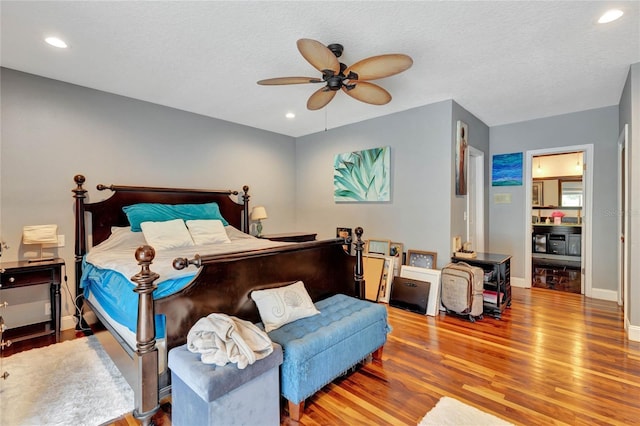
xmin=533 ymin=178 xmax=582 ymax=207
xmin=560 ymin=179 xmax=582 ymax=207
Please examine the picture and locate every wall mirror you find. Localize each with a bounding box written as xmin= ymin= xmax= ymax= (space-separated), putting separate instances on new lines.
xmin=533 ymin=178 xmax=582 ymax=207
xmin=532 ymin=152 xmax=583 ymax=208
xmin=560 ymin=179 xmax=583 ymax=207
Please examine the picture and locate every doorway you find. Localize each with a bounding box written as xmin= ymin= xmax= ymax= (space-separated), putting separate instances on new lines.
xmin=617 ymin=124 xmax=629 ymax=327
xmin=524 ymin=145 xmax=593 ymax=296
xmin=467 ymin=146 xmax=485 ymax=252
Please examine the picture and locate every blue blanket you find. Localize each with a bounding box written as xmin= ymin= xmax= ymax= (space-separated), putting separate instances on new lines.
xmin=81 ymin=259 xmax=195 ymax=338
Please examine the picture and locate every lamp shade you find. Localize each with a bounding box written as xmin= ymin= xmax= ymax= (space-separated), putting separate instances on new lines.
xmin=23 ymin=224 xmax=58 ymax=244
xmin=250 ymin=206 xmax=268 ymax=221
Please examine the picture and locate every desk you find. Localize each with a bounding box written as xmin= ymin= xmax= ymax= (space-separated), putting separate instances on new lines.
xmin=0 ymin=258 xmax=65 ymax=343
xmin=451 ymin=253 xmax=511 ymax=319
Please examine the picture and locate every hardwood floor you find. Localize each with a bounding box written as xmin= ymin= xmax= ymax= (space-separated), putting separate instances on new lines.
xmin=4 ymin=287 xmax=639 ymax=425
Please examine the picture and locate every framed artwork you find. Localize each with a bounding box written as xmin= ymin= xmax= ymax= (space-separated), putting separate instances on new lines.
xmin=362 ymin=256 xmax=385 ymax=302
xmin=406 ymin=250 xmax=437 ymax=270
xmin=390 ymin=242 xmax=404 ymax=274
xmin=400 ymin=265 xmax=442 ymax=316
xmin=366 ymin=239 xmax=391 ymax=256
xmin=365 ymin=254 xmax=396 ymax=303
xmin=532 ymin=181 xmax=543 ymax=206
xmin=492 ymin=152 xmax=523 ymax=186
xmin=334 ymin=146 xmax=390 ymax=202
xmin=455 ymin=121 xmax=469 ymax=195
xmin=336 ymin=227 xmax=352 ymax=254
xmin=390 ymin=242 xmax=403 ymax=258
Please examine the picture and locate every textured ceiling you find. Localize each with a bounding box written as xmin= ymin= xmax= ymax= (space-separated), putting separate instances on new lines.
xmin=1 ymin=1 xmax=639 ymax=137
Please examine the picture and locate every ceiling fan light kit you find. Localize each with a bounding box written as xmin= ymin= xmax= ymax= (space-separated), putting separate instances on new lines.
xmin=257 ymin=38 xmax=412 ymax=110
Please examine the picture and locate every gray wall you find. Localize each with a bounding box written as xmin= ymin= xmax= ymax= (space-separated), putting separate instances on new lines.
xmin=295 ymin=101 xmax=453 ymax=268
xmin=451 ymin=101 xmax=491 ymax=249
xmin=294 ymin=100 xmax=490 ymax=269
xmin=490 ymin=106 xmax=620 ymax=290
xmin=619 ymin=62 xmax=639 ymax=327
xmin=0 ymin=68 xmax=296 ymax=327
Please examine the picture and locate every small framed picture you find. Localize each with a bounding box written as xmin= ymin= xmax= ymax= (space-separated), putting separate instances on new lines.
xmin=336 ymin=227 xmax=353 ymax=254
xmin=390 ymin=242 xmax=403 ymax=258
xmin=532 ymin=181 xmax=543 ymax=206
xmin=406 ymin=250 xmax=438 ymax=269
xmin=366 ymin=239 xmax=391 ymax=256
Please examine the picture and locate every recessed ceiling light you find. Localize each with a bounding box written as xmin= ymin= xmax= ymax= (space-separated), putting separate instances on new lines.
xmin=285 ymin=112 xmax=295 ymax=119
xmin=598 ymin=9 xmax=624 ymax=24
xmin=45 ymin=37 xmax=68 ymax=48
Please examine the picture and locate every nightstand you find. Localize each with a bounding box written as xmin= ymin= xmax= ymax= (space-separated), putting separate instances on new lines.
xmin=0 ymin=258 xmax=65 ymax=343
xmin=259 ymin=232 xmax=317 ymax=242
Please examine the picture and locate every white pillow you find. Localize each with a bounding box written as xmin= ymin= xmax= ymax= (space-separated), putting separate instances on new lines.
xmin=186 ymin=219 xmax=231 ymax=245
xmin=250 ymin=281 xmax=320 ymax=332
xmin=140 ymin=219 xmax=194 ymax=250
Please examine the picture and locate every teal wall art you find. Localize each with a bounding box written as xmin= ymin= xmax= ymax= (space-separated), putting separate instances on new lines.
xmin=492 ymin=152 xmax=523 ymax=186
xmin=334 ymin=146 xmax=390 ymax=202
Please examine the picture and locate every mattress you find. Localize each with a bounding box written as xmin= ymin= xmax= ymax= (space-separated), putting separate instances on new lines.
xmin=81 ymin=225 xmax=290 ymax=339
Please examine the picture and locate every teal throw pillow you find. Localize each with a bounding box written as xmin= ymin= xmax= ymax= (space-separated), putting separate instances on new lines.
xmin=123 ymin=202 xmax=229 ymax=231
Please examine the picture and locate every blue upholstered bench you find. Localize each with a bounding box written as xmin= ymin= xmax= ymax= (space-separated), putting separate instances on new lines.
xmin=267 ymin=293 xmax=389 ymax=421
xmin=168 ymin=342 xmax=283 ymax=426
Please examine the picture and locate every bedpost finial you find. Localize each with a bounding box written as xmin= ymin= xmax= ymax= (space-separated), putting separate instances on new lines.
xmin=135 ymin=245 xmax=156 ymax=263
xmin=355 ymin=227 xmax=363 ymax=239
xmin=132 ymin=245 xmax=160 ymax=290
xmin=243 ymin=185 xmax=249 ymax=193
xmin=74 ymin=174 xmax=86 ymax=185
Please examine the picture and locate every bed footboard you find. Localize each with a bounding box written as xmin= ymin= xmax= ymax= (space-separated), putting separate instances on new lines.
xmin=165 ymin=227 xmax=366 ymax=349
xmin=129 ymin=228 xmax=365 ymax=423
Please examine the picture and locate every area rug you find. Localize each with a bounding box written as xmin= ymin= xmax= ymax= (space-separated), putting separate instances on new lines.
xmin=0 ymin=336 xmax=134 ymax=426
xmin=418 ymin=396 xmax=514 ymax=426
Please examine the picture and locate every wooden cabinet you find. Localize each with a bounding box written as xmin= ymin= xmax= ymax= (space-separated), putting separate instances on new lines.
xmin=451 ymin=253 xmax=511 ymax=319
xmin=0 ymin=259 xmax=65 ymax=343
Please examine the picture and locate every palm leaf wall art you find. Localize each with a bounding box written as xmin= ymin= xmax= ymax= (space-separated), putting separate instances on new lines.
xmin=333 ymin=146 xmax=390 ymax=202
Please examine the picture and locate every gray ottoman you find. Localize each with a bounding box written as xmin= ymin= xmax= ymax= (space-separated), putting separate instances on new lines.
xmin=168 ymin=343 xmax=283 ymax=426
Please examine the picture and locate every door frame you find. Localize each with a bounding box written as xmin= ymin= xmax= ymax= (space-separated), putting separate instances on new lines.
xmin=524 ymin=144 xmax=593 ymax=295
xmin=617 ymin=124 xmax=630 ymax=325
xmin=467 ymin=146 xmax=485 ymax=252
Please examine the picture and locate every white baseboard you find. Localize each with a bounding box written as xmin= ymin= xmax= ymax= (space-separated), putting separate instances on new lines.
xmin=61 ymin=312 xmax=97 ymax=331
xmin=510 ymin=276 xmax=527 ymax=288
xmin=627 ymin=320 xmax=640 ymax=342
xmin=589 ymin=288 xmax=617 ymax=302
xmin=511 ymin=278 xmax=618 ymax=303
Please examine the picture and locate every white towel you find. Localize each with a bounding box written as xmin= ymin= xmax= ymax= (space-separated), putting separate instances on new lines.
xmin=187 ymin=313 xmax=274 ymax=369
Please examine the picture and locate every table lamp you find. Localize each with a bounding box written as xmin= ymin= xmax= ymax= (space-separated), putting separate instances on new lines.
xmin=250 ymin=206 xmax=268 ymax=237
xmin=23 ymin=224 xmax=58 ymax=262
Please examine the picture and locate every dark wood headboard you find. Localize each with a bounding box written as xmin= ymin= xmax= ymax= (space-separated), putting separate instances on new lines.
xmin=73 ymin=174 xmax=249 ymax=248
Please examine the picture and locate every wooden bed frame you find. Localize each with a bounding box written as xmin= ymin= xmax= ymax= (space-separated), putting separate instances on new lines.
xmin=72 ymin=174 xmax=365 ymax=424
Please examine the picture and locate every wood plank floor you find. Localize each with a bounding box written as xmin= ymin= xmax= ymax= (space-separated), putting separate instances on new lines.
xmin=5 ymin=287 xmax=640 ymax=425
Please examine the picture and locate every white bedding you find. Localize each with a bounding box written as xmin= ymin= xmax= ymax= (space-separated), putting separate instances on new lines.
xmin=86 ymin=225 xmax=291 ymax=284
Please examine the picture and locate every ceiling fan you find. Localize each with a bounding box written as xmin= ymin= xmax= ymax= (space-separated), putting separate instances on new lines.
xmin=257 ymin=38 xmax=413 ymax=110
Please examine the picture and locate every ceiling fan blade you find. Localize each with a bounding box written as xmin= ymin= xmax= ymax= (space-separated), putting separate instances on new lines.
xmin=342 ymin=81 xmax=391 ymax=105
xmin=345 ymin=54 xmax=413 ymax=81
xmin=307 ymin=87 xmax=337 ymax=110
xmin=297 ymin=38 xmax=340 ymax=74
xmin=257 ymin=77 xmax=323 ymax=85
